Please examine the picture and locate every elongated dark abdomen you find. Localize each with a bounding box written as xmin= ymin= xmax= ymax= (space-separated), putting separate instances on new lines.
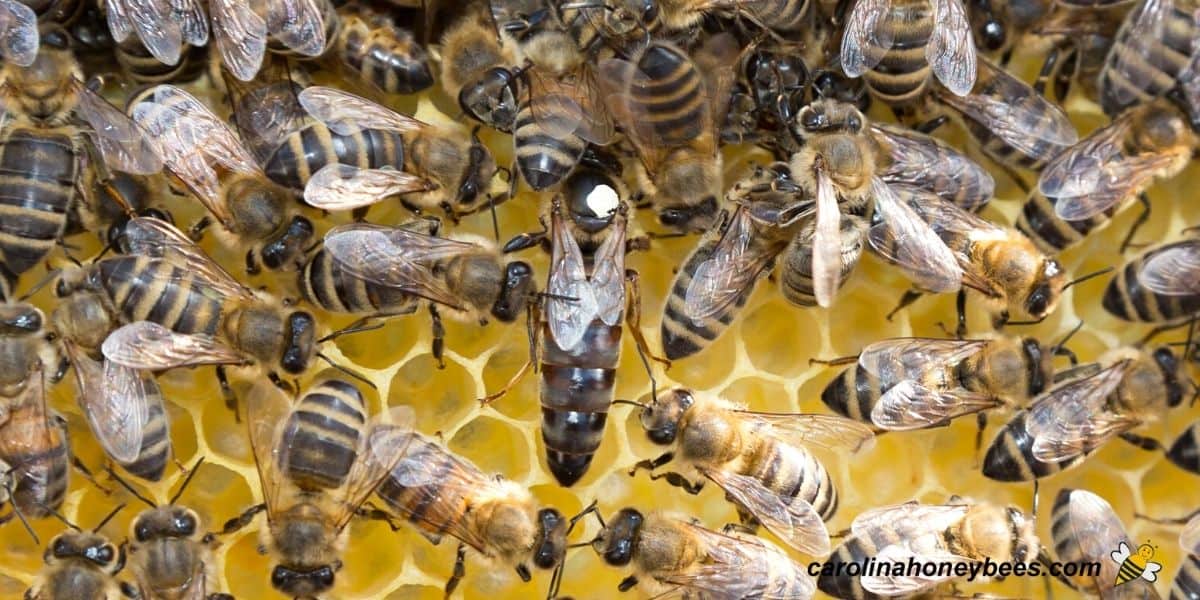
xmin=264 ymin=125 xmax=405 ymax=192
xmin=982 ymin=410 xmax=1084 ymax=481
xmin=0 ymin=128 xmax=77 ymax=281
xmin=281 ymin=379 xmax=365 ymax=491
xmin=539 ymin=320 xmax=620 ymax=486
xmin=299 ymin=248 xmax=417 ymax=315
xmin=93 ymin=256 xmax=223 ymax=335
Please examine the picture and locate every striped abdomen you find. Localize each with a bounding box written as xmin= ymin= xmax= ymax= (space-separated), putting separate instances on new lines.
xmin=982 ymin=410 xmax=1086 ymax=481
xmin=779 ymin=217 xmax=866 ymax=307
xmin=818 ymin=527 xmax=908 ymax=600
xmin=630 ymin=44 xmax=707 ymax=149
xmin=0 ymin=128 xmax=78 ymax=281
xmin=119 ymin=398 xmax=170 ymax=481
xmin=745 ymin=0 xmax=811 ymax=33
xmin=1172 ymin=554 xmax=1200 ymax=599
xmin=1049 ymin=489 xmax=1103 ymax=593
xmin=0 ymin=404 xmax=68 ymax=519
xmin=299 ymin=248 xmax=418 ymax=315
xmin=863 ymin=0 xmax=937 ymax=108
xmin=1016 ymin=190 xmax=1122 ymax=252
xmin=1099 ymin=0 xmax=1199 ymax=115
xmin=264 ymin=123 xmax=404 ymax=192
xmin=742 ymin=438 xmax=838 ymax=521
xmin=115 ymin=38 xmax=207 ymax=84
xmin=1166 ymin=422 xmax=1199 ymax=474
xmin=539 ymin=319 xmax=620 ymax=486
xmin=661 ymin=240 xmax=757 ymax=360
xmin=957 ymin=66 xmax=1065 ymax=169
xmin=280 ymin=379 xmax=366 ymax=491
xmin=92 ymin=256 xmax=224 ymax=335
xmin=821 ymin=366 xmax=885 ymax=425
xmin=375 ymin=435 xmax=473 ymax=540
xmin=334 ymin=7 xmax=433 ymax=95
xmin=1102 ymin=249 xmax=1200 ymax=323
xmin=513 ymin=99 xmax=586 ymax=190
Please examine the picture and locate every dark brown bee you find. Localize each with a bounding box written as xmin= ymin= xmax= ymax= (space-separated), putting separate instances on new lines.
xmin=629 ymin=388 xmax=874 ymax=555
xmin=374 ymin=432 xmax=569 ymax=596
xmin=1048 ymin=488 xmax=1160 ymax=597
xmin=1098 ymin=0 xmax=1200 ymax=117
xmin=26 ymin=505 xmax=127 ymax=600
xmin=1103 ymin=239 xmax=1200 ymax=326
xmin=330 ymin=1 xmax=434 ymax=95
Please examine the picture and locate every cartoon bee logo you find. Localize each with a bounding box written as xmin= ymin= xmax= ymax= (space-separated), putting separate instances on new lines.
xmin=1111 ymin=540 xmax=1163 ymax=586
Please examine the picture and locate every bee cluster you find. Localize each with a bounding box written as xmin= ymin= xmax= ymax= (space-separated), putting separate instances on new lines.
xmin=0 ymin=0 xmax=1198 ymax=598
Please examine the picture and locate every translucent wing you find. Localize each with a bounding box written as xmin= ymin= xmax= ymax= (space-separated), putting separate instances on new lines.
xmin=1025 ymin=360 xmax=1137 ymax=463
xmin=590 ymin=208 xmax=627 ymax=327
xmin=871 ymin=123 xmax=995 ymax=210
xmin=927 ymin=0 xmax=976 ymax=96
xmin=703 ymin=468 xmax=829 ymax=555
xmin=1138 ymin=240 xmax=1200 ymax=296
xmin=851 ymin=502 xmax=970 ymax=538
xmin=898 ymin=187 xmax=1004 ymax=294
xmin=267 ymin=0 xmax=327 ymax=57
xmin=664 ymin=520 xmax=815 ymax=599
xmin=1181 ymin=513 xmax=1200 ymax=555
xmin=64 ymin=343 xmax=153 ymax=464
xmin=121 ymin=217 xmax=253 ymax=301
xmin=547 ymin=205 xmax=599 ymax=349
xmin=125 ymin=0 xmax=183 ymax=65
xmin=735 ymin=411 xmax=876 ymax=452
xmin=106 ymin=0 xmax=133 ymax=42
xmin=246 ymin=381 xmax=295 ymax=519
xmin=222 ymin=60 xmax=308 ymax=164
xmin=323 ymin=224 xmax=478 ymax=309
xmin=858 ymin=337 xmax=988 ymax=384
xmin=101 ymin=321 xmax=246 ymax=369
xmin=175 ymin=0 xmax=208 ymax=46
xmin=330 ymin=404 xmax=415 ymax=530
xmin=812 ymin=167 xmax=842 ymax=308
xmin=1108 ymin=0 xmax=1173 ymax=107
xmin=526 ymin=66 xmax=615 ymax=145
xmin=0 ymin=0 xmax=38 ymax=67
xmin=1063 ymin=489 xmax=1130 ymax=587
xmin=304 ymin=164 xmax=432 ymax=210
xmin=872 ymin=380 xmax=1000 ymax=430
xmin=841 ymin=0 xmax=894 ymax=77
xmin=862 ymin=544 xmax=973 ymax=595
xmin=74 ymin=84 xmax=163 ymax=175
xmin=684 ymin=207 xmax=782 ymax=322
xmin=298 ymin=86 xmax=425 ymax=136
xmin=211 ymin=0 xmax=267 ymax=82
xmin=937 ymin=59 xmax=1077 ymax=163
xmin=867 ymin=180 xmax=963 ymax=293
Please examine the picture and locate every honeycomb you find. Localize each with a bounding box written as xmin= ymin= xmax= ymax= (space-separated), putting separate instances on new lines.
xmin=1 ymin=39 xmax=1199 ymax=600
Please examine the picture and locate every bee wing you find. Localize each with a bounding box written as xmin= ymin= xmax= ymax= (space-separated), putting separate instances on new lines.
xmin=937 ymin=59 xmax=1077 ymax=162
xmin=813 ymin=167 xmax=842 ymax=308
xmin=102 ymin=321 xmax=246 ymax=369
xmin=872 ymin=380 xmax=999 ymax=430
xmin=734 ymin=412 xmax=876 ymax=453
xmin=858 ymin=337 xmax=989 ymax=383
xmin=862 ymin=543 xmax=974 ymax=595
xmin=684 ymin=207 xmax=781 ymax=323
xmin=1025 ymin=360 xmax=1137 ymax=463
xmin=331 ymin=405 xmax=416 ymax=531
xmin=590 ymin=208 xmax=627 ymax=327
xmin=298 ymin=86 xmax=426 ymax=136
xmin=702 ymin=468 xmax=830 ymax=555
xmin=850 ymin=502 xmax=969 ymax=538
xmin=867 ymin=180 xmax=963 ymax=293
xmin=841 ymin=0 xmax=894 ymax=77
xmin=526 ymin=67 xmax=615 ymax=145
xmin=74 ymin=84 xmax=163 ymax=175
xmin=124 ymin=0 xmax=183 ymax=65
xmin=175 ymin=0 xmax=209 ymax=47
xmin=1138 ymin=240 xmax=1200 ymax=296
xmin=1108 ymin=0 xmax=1175 ymax=107
xmin=121 ymin=216 xmax=255 ymax=301
xmin=304 ymin=164 xmax=432 ymax=211
xmin=323 ymin=224 xmax=476 ymax=310
xmin=1181 ymin=513 xmax=1200 ymax=555
xmin=0 ymin=0 xmax=38 ymax=67
xmin=871 ymin=123 xmax=994 ymax=210
xmin=223 ymin=58 xmax=309 ymax=164
xmin=897 ymin=187 xmax=1002 ymax=293
xmin=266 ymin=0 xmax=327 ymax=57
xmin=665 ymin=520 xmax=815 ymax=599
xmin=247 ymin=380 xmax=296 ymax=520
xmin=927 ymin=0 xmax=976 ymax=96
xmin=65 ymin=343 xmax=153 ymax=464
xmin=548 ymin=206 xmax=600 ymax=349
xmin=211 ymin=0 xmax=267 ymax=82
xmin=0 ymin=368 xmax=54 ymax=480
xmin=1063 ymin=489 xmax=1131 ymax=587
xmin=105 ymin=0 xmax=133 ymax=42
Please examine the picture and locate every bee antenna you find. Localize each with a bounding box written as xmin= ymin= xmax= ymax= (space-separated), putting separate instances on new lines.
xmin=91 ymin=503 xmax=126 ymax=533
xmin=1051 ymin=320 xmax=1085 ymax=355
xmin=40 ymin=503 xmax=81 ymax=532
xmin=535 ymin=292 xmax=579 ymax=304
xmin=17 ymin=269 xmax=60 ymax=302
xmin=105 ymin=466 xmax=157 ymax=509
xmin=317 ymin=318 xmax=385 ymax=343
xmin=568 ymin=500 xmax=600 ymax=532
xmin=169 ymin=457 xmax=206 ymax=505
xmin=1063 ymin=266 xmax=1114 ymax=291
xmin=611 ymin=399 xmax=647 ymax=409
xmin=316 ymin=352 xmax=378 ymax=390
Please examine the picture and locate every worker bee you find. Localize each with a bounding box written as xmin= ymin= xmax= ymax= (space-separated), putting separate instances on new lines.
xmin=1048 ymin=488 xmax=1160 ymax=597
xmin=590 ymin=507 xmax=816 ymax=597
xmin=26 ymin=504 xmax=127 ymax=600
xmin=205 ymin=0 xmax=331 ymax=82
xmin=101 ymin=0 xmax=207 ymax=68
xmin=628 ymin=388 xmax=875 ymax=556
xmin=983 ymin=346 xmax=1187 ymax=482
xmin=307 ymin=221 xmax=534 ymax=368
xmin=1019 ymin=97 xmax=1198 ymax=253
xmin=439 ymin=7 xmax=518 ymax=132
xmin=1166 ymin=420 xmax=1199 ymax=475
xmin=1172 ymin=511 xmax=1200 ymax=598
xmin=0 ymin=0 xmax=39 ymax=66
xmin=329 ymin=1 xmax=434 ymax=95
xmin=819 ymin=334 xmax=1061 ymax=432
xmin=817 ymin=499 xmax=1039 ymax=599
xmin=1098 ymin=0 xmax=1200 ymax=116
xmin=1020 ymin=3 xmax=1129 ymax=104
xmin=0 ymin=333 xmax=67 ymax=521
xmin=0 ymin=26 xmax=161 ymax=287
xmin=1103 ymin=239 xmax=1200 ymax=327
xmin=374 ymin=431 xmax=570 ymax=596
xmin=218 ymin=378 xmax=414 ymax=598
xmin=129 ymin=84 xmax=315 ymax=274
xmin=109 ymin=460 xmax=233 ymax=600
xmin=555 ymin=0 xmax=661 ymax=54
xmin=298 ymin=85 xmax=501 ymax=221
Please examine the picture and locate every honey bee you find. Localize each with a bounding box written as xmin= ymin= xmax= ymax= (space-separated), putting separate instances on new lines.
xmin=330 ymin=1 xmax=434 ymax=95
xmin=308 ymin=221 xmax=535 ymax=368
xmin=1173 ymin=512 xmax=1200 ymax=598
xmin=1103 ymin=239 xmax=1200 ymax=327
xmin=218 ymin=378 xmax=414 ymax=598
xmin=1098 ymin=0 xmax=1200 ymax=117
xmin=439 ymin=7 xmax=518 ymax=132
xmin=26 ymin=504 xmax=127 ymax=600
xmin=0 ymin=26 xmax=161 ymax=287
xmin=983 ymin=346 xmax=1187 ymax=482
xmin=0 ymin=0 xmax=39 ymax=66
xmin=590 ymin=507 xmax=816 ymax=597
xmin=101 ymin=0 xmax=207 ymax=68
xmin=1024 ymin=3 xmax=1129 ymax=104
xmin=628 ymin=388 xmax=874 ymax=556
xmin=374 ymin=431 xmax=570 ymax=596
xmin=130 ymin=84 xmax=315 ymax=274
xmin=1048 ymin=488 xmax=1160 ymax=597
xmin=207 ymin=0 xmax=331 ymax=82
xmin=555 ymin=0 xmax=661 ymax=54
xmin=817 ymin=499 xmax=1039 ymax=599
xmin=109 ymin=460 xmax=234 ymax=600
xmin=298 ymin=85 xmax=501 ymax=221
xmin=1166 ymin=420 xmax=1199 ymax=475
xmin=1019 ymin=97 xmax=1198 ymax=253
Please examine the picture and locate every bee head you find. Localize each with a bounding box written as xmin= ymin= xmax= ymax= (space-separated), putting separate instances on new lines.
xmin=0 ymin=304 xmax=42 ymax=335
xmin=594 ymin=508 xmax=643 ymax=566
xmin=968 ymin=0 xmax=1008 ymax=52
xmin=281 ymin=310 xmax=317 ymax=374
xmin=271 ymin=563 xmax=338 ymax=597
xmin=1024 ymin=259 xmax=1065 ymax=319
xmin=261 ymin=216 xmax=315 ymax=271
xmin=531 ymin=508 xmax=568 ymax=570
xmin=457 ymin=140 xmax=497 ymax=210
xmin=1151 ymin=346 xmax=1185 ymax=407
xmin=492 ymin=261 xmax=533 ymax=322
xmin=640 ymin=388 xmax=694 ymax=445
xmin=47 ymin=532 xmax=122 ymax=574
xmin=133 ymin=506 xmax=198 ymax=542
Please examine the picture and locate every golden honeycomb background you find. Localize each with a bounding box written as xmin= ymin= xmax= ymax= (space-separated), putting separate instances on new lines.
xmin=0 ymin=40 xmax=1198 ymax=600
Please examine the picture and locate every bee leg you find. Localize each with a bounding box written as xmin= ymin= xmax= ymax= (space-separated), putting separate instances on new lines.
xmin=68 ymin=447 xmax=112 ymax=495
xmin=721 ymin=521 xmax=758 ymax=536
xmin=215 ymin=366 xmax=239 ymax=422
xmin=502 ymin=229 xmax=548 ymax=254
xmin=1118 ymin=432 xmax=1163 ymax=452
xmin=974 ymin=412 xmax=988 ymax=467
xmin=625 ymin=235 xmax=651 ymax=254
xmin=429 ymin=304 xmax=446 ymax=369
xmin=617 ymin=576 xmax=638 ymax=592
xmin=649 ymin=471 xmax=704 ymax=495
xmin=357 ymin=502 xmax=403 ymax=531
xmin=478 ymin=304 xmax=539 ymax=406
xmin=628 ymin=452 xmax=674 ymax=477
xmin=625 ymin=270 xmax=671 ymax=370
xmin=219 ymin=503 xmax=266 ymax=535
xmin=913 ymin=115 xmax=949 ymax=135
xmin=188 ymin=216 xmax=212 ymax=242
xmin=1118 ymin=193 xmax=1152 ymax=252
xmin=244 ymin=250 xmax=261 ymax=276
xmin=886 ymin=289 xmax=924 ymax=322
xmin=444 ymin=543 xmax=468 ymax=598
xmin=1033 ymin=45 xmax=1063 ymax=97
xmin=351 ymin=206 xmax=370 ymax=222
xmin=956 ymin=289 xmax=969 ymax=338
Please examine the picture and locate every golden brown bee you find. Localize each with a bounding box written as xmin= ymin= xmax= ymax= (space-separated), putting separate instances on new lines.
xmin=1048 ymin=488 xmax=1160 ymax=597
xmin=629 ymin=388 xmax=874 ymax=556
xmin=374 ymin=432 xmax=570 ymax=596
xmin=983 ymin=346 xmax=1187 ymax=481
xmin=591 ymin=507 xmax=816 ymax=597
xmin=298 ymin=85 xmax=501 ymax=221
xmin=26 ymin=505 xmax=127 ymax=600
xmin=329 ymin=1 xmax=434 ymax=95
xmin=1103 ymin=239 xmax=1200 ymax=326
xmin=219 ymin=378 xmax=414 ymax=598
xmin=1019 ymin=98 xmax=1198 ymax=253
xmin=1024 ymin=3 xmax=1129 ymax=103
xmin=556 ymin=0 xmax=661 ymax=54
xmin=438 ymin=6 xmax=518 ymax=132
xmin=818 ymin=499 xmax=1040 ymax=599
xmin=1099 ymin=0 xmax=1200 ymax=116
